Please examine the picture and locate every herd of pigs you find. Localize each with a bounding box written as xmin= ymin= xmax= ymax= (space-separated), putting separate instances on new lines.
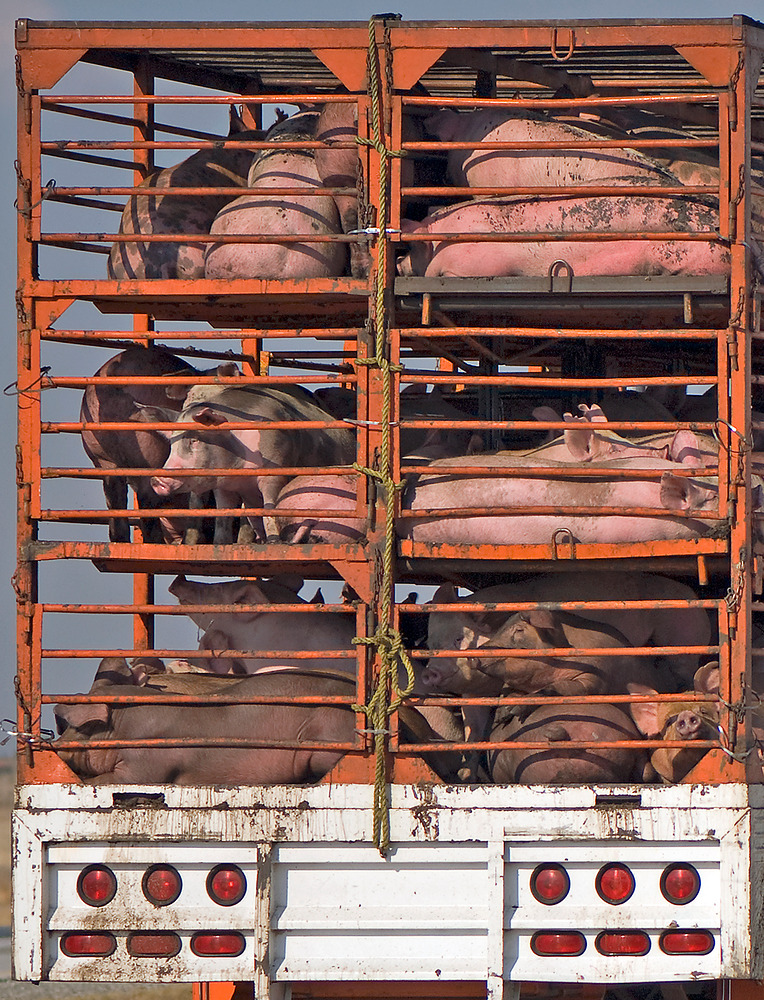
xmin=59 ymin=339 xmax=763 ymax=787
xmin=61 ymin=94 xmax=764 ymax=788
xmin=53 ymin=569 xmax=736 ymax=788
xmin=107 ymin=101 xmax=764 ymax=283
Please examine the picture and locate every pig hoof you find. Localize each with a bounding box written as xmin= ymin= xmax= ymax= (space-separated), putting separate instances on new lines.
xmin=236 ymin=522 xmax=256 ymax=544
xmin=456 ymin=766 xmax=476 ymax=783
xmin=266 ymin=534 xmax=281 ymax=544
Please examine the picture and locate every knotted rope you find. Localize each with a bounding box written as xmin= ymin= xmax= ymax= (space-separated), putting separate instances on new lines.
xmin=351 ymin=15 xmax=415 ymax=856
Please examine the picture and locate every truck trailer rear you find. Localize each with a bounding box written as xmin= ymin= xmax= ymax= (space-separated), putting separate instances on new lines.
xmin=11 ymin=16 xmax=764 ymax=1000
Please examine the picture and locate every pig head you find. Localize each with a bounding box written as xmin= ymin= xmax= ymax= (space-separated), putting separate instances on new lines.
xmin=150 ymin=363 xmax=355 ymax=544
xmin=630 ymin=662 xmax=721 ymax=782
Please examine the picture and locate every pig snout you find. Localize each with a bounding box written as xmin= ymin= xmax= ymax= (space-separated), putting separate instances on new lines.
xmin=672 ymin=709 xmax=707 ymax=740
xmin=151 ymin=475 xmax=184 ymax=497
xmin=419 ymin=660 xmax=461 ymax=690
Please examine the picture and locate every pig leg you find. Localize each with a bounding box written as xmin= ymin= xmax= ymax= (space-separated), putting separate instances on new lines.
xmin=103 ymin=474 xmax=130 ymax=543
xmin=458 ymin=705 xmax=493 ymax=783
xmin=259 ymin=475 xmax=290 ymax=543
xmin=212 ymin=488 xmax=241 ymax=545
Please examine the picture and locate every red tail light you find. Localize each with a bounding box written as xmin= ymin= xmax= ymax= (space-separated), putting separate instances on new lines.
xmin=530 ymin=931 xmax=586 ymax=956
xmin=530 ymin=864 xmax=570 ymax=905
xmin=596 ymin=931 xmax=651 ymax=956
xmin=207 ymin=865 xmax=247 ymax=906
xmin=660 ymin=864 xmax=700 ymax=904
xmin=190 ymin=932 xmax=246 ymax=957
xmin=143 ymin=865 xmax=182 ymax=906
xmin=595 ymin=863 xmax=635 ymax=904
xmin=60 ymin=932 xmax=116 ymax=958
xmin=77 ymin=865 xmax=117 ymax=907
xmin=660 ymin=930 xmax=715 ymax=955
xmin=127 ymin=932 xmax=182 ymax=958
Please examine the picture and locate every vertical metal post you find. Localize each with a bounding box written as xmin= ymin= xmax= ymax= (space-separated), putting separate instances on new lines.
xmin=725 ymin=45 xmax=754 ymax=778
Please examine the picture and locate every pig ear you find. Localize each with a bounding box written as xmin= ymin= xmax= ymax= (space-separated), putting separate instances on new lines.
xmin=564 ymin=423 xmax=596 ymax=461
xmin=659 ymin=473 xmax=713 ymax=510
xmin=532 ymin=405 xmax=562 ymax=424
xmin=432 ymin=583 xmax=458 ymax=604
xmin=467 ymin=433 xmax=485 ymax=455
xmin=577 ymin=403 xmax=608 ymax=423
xmin=192 ymin=407 xmax=227 ymax=426
xmin=526 ymin=609 xmax=557 ymax=630
xmin=234 ymin=581 xmax=271 ymax=606
xmin=216 ymin=362 xmax=241 ymax=379
xmin=669 ymin=430 xmax=702 ymax=467
xmin=694 ymin=660 xmax=720 ymax=695
xmin=164 ymin=382 xmax=191 ymax=401
xmin=626 ymin=683 xmax=661 ymax=737
xmin=55 ymin=702 xmax=110 ymax=734
xmin=134 ymin=404 xmax=177 ymax=438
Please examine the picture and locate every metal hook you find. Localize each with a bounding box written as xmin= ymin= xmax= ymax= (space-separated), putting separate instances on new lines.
xmin=550 ymin=27 xmax=575 ymax=62
xmin=549 ymin=259 xmax=574 ymax=293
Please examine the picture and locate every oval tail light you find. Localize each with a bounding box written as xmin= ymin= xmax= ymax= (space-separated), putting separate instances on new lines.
xmin=661 ymin=864 xmax=700 ymax=904
xmin=128 ymin=932 xmax=182 ymax=958
xmin=61 ymin=932 xmax=117 ymax=958
xmin=660 ymin=930 xmax=715 ymax=955
xmin=596 ymin=931 xmax=651 ymax=956
xmin=530 ymin=864 xmax=570 ymax=905
xmin=77 ymin=865 xmax=117 ymax=907
xmin=207 ymin=865 xmax=247 ymax=906
xmin=143 ymin=865 xmax=182 ymax=906
xmin=531 ymin=931 xmax=586 ymax=957
xmin=596 ymin=863 xmax=635 ymax=904
xmin=190 ymin=932 xmax=246 ymax=957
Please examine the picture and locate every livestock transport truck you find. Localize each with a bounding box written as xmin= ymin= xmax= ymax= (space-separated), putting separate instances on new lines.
xmin=11 ymin=15 xmax=764 ymax=1000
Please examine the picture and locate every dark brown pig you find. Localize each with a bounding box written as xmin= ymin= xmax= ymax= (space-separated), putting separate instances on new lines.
xmin=54 ymin=657 xmax=356 ymax=785
xmin=204 ymin=110 xmax=347 ymax=280
xmin=80 ymin=346 xmax=211 ymax=544
xmin=149 ymin=363 xmax=356 ymax=544
xmin=108 ymin=113 xmax=260 ymax=280
xmin=488 ymin=703 xmax=650 ymax=785
xmin=397 ymin=195 xmax=729 ymax=279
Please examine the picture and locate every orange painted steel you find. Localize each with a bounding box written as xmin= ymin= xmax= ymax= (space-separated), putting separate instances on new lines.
xmin=14 ymin=18 xmax=764 ymax=794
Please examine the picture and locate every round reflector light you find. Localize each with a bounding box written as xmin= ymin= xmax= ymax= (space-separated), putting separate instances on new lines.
xmin=530 ymin=931 xmax=586 ymax=957
xmin=660 ymin=930 xmax=715 ymax=955
xmin=61 ymin=932 xmax=116 ymax=958
xmin=190 ymin=932 xmax=246 ymax=958
xmin=207 ymin=865 xmax=247 ymax=906
xmin=596 ymin=931 xmax=651 ymax=956
xmin=127 ymin=932 xmax=182 ymax=958
xmin=142 ymin=865 xmax=182 ymax=906
xmin=596 ymin=863 xmax=635 ymax=904
xmin=77 ymin=865 xmax=117 ymax=907
xmin=530 ymin=864 xmax=570 ymax=905
xmin=661 ymin=864 xmax=700 ymax=905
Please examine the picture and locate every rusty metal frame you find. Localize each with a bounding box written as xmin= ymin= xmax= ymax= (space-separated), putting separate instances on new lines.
xmin=15 ymin=19 xmax=764 ymax=792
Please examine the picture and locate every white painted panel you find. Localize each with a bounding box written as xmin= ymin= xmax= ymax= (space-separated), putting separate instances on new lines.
xmin=270 ymin=842 xmax=491 ymax=980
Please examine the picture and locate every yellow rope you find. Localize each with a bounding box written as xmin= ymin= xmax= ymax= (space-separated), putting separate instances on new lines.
xmin=351 ymin=15 xmax=416 ymax=856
